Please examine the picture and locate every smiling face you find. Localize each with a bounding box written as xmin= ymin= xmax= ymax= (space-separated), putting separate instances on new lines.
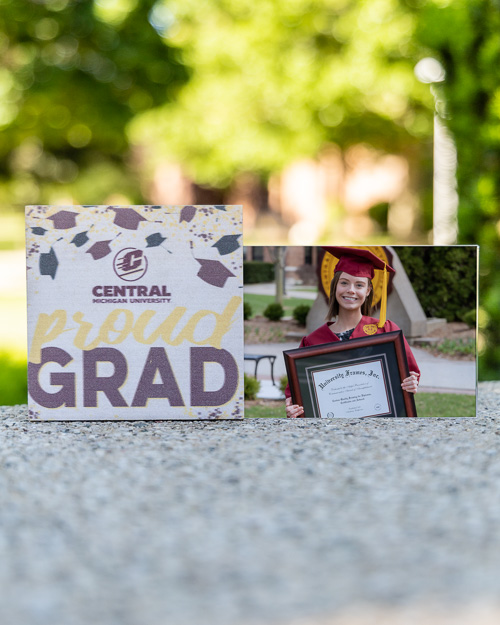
xmin=335 ymin=272 xmax=372 ymax=312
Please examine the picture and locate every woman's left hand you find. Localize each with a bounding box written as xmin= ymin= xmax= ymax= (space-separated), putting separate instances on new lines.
xmin=401 ymin=371 xmax=419 ymax=394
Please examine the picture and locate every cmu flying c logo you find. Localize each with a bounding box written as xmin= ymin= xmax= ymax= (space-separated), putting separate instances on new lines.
xmin=113 ymin=248 xmax=148 ymax=281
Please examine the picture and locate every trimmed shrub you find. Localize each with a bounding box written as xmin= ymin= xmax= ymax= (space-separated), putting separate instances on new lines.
xmin=263 ymin=302 xmax=284 ymax=321
xmin=293 ymin=304 xmax=311 ymax=326
xmin=243 ymin=261 xmax=274 ymax=284
xmin=244 ymin=374 xmax=260 ymax=400
xmin=279 ymin=375 xmax=289 ymax=394
xmin=244 ymin=301 xmax=253 ymax=320
xmin=396 ymin=247 xmax=477 ymax=323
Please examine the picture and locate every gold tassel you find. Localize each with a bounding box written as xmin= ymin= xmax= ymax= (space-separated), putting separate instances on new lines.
xmin=378 ymin=264 xmax=388 ymax=328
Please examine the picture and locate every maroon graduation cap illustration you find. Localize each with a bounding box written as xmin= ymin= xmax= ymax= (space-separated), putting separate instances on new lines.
xmin=108 ymin=207 xmax=147 ymax=230
xmin=47 ymin=210 xmax=78 ymax=229
xmin=180 ymin=206 xmax=197 ymax=223
xmin=195 ymin=258 xmax=235 ymax=288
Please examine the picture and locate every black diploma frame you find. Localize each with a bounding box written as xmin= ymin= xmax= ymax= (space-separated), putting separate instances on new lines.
xmin=284 ymin=330 xmax=417 ymax=418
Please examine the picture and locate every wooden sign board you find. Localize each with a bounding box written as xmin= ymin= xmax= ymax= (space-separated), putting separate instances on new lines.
xmin=26 ymin=205 xmax=244 ymax=420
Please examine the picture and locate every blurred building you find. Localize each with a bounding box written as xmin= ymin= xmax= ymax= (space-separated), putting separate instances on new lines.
xmin=243 ymin=246 xmax=320 ymax=285
xmin=151 ymin=144 xmax=423 ymax=245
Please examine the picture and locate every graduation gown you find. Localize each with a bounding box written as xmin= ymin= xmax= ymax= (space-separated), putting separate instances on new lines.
xmin=285 ymin=315 xmax=420 ymax=399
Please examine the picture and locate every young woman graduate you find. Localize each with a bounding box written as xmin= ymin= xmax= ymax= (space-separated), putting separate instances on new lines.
xmin=285 ymin=246 xmax=420 ymax=418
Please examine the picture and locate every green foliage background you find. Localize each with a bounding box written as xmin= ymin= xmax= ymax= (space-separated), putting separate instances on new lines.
xmin=397 ymin=246 xmax=477 ymax=323
xmin=0 ymin=352 xmax=27 ymax=405
xmin=0 ymin=0 xmax=499 ymax=403
xmin=129 ymin=0 xmax=432 ymax=186
xmin=0 ymin=0 xmax=187 ymax=206
xmin=408 ymin=0 xmax=500 ymax=378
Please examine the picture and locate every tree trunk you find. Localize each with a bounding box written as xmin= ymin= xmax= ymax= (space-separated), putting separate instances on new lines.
xmin=275 ymin=246 xmax=286 ymax=305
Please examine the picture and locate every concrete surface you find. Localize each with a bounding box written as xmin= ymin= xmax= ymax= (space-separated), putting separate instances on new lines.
xmin=1 ymin=383 xmax=499 ymax=625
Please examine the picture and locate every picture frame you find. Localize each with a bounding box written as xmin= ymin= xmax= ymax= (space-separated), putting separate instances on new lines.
xmin=283 ymin=330 xmax=417 ymax=418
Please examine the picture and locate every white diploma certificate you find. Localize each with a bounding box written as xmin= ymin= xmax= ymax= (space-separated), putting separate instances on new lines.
xmin=309 ymin=358 xmax=391 ymax=418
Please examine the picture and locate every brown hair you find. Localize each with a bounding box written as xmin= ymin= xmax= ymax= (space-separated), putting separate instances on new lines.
xmin=325 ymin=272 xmax=373 ymax=320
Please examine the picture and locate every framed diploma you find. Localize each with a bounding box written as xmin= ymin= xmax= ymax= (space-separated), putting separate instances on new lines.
xmin=284 ymin=331 xmax=417 ymax=418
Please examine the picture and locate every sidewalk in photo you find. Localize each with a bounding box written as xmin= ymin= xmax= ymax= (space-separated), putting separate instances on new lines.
xmin=244 ymin=342 xmax=476 ymax=400
xmin=244 ymin=282 xmax=317 ymax=300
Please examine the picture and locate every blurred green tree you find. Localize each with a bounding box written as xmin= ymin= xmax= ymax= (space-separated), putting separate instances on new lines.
xmin=411 ymin=0 xmax=500 ymax=378
xmin=2 ymin=0 xmax=496 ymax=391
xmin=0 ymin=0 xmax=187 ymax=208
xmin=129 ymin=0 xmax=433 ymax=188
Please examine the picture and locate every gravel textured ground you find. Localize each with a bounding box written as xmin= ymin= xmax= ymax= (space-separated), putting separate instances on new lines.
xmin=1 ymin=384 xmax=500 ymax=625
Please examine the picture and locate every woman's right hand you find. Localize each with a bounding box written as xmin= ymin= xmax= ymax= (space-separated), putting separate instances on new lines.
xmin=286 ymin=396 xmax=304 ymax=418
